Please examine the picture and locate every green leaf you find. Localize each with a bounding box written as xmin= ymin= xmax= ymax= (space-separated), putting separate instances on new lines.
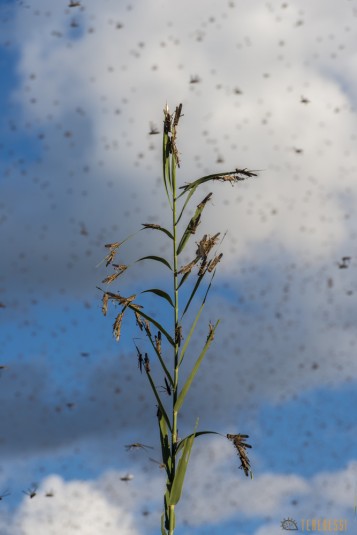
xmin=137 ymin=255 xmax=172 ymax=271
xmin=176 ymin=193 xmax=212 ymax=256
xmin=130 ymin=306 xmax=175 ymax=346
xmin=145 ymin=371 xmax=172 ymax=432
xmin=176 ymin=184 xmax=200 ymax=224
xmin=141 ymin=288 xmax=174 ymax=308
xmin=178 ymin=169 xmax=257 ymax=195
xmin=157 ymin=408 xmax=172 ymax=485
xmin=179 ymin=302 xmax=204 ymax=366
xmin=179 ymin=271 xmax=216 ymax=365
xmin=141 ymin=224 xmax=174 ymax=240
xmin=183 ymin=268 xmax=216 ymax=318
xmin=161 ymin=514 xmax=167 ymax=535
xmin=181 ymin=273 xmax=205 ymax=317
xmin=162 ymin=127 xmax=173 ymax=205
xmin=168 ymin=420 xmax=199 ymax=506
xmin=174 ymin=320 xmax=220 ymax=413
xmin=176 ymin=431 xmax=222 ymax=453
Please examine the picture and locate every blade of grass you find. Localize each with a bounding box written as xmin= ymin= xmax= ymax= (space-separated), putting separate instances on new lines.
xmin=176 ymin=193 xmax=212 ymax=256
xmin=176 ymin=431 xmax=221 ymax=453
xmin=137 ymin=255 xmax=173 ymax=271
xmin=175 ymin=184 xmax=200 ymax=225
xmin=142 ymin=224 xmax=174 ymax=240
xmin=174 ymin=320 xmax=219 ymax=413
xmin=178 ymin=169 xmax=257 ymax=194
xmin=141 ymin=289 xmax=174 ymax=308
xmin=181 ymin=269 xmax=216 ymax=318
xmin=145 ymin=371 xmax=172 ymax=432
xmin=128 ymin=306 xmax=175 ymax=346
xmin=168 ymin=419 xmax=198 ymax=506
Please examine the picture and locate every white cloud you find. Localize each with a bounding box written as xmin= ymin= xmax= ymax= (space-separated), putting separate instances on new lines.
xmin=2 ymin=447 xmax=354 ymax=534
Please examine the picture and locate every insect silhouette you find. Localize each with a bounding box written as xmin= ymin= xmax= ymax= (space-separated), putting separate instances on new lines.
xmin=133 ymin=340 xmax=144 ymax=373
xmin=68 ymin=1 xmax=81 ymax=6
xmin=125 ymin=443 xmax=154 ymax=452
xmin=149 ymin=123 xmax=159 ymax=135
xmin=159 ymin=377 xmax=172 ymax=396
xmin=149 ymin=458 xmax=166 ymax=469
xmin=190 ymin=75 xmax=201 ymax=84
xmin=0 ymin=490 xmax=11 ymax=500
xmin=155 ymin=331 xmax=162 ymax=355
xmin=227 ymin=434 xmax=252 ymax=477
xmin=235 ymin=168 xmax=258 ymax=177
xmin=338 ymin=256 xmax=351 ymax=269
xmin=23 ymin=484 xmax=38 ymax=499
xmin=120 ymin=473 xmax=134 ymax=481
xmin=144 ymin=353 xmax=151 ymax=373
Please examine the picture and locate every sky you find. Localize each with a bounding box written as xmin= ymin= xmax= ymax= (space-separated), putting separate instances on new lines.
xmin=1 ymin=0 xmax=357 ymax=533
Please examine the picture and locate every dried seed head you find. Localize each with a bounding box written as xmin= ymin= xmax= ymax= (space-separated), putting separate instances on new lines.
xmin=227 ymin=434 xmax=252 ymax=477
xmin=102 ymin=272 xmax=121 ymax=284
xmin=196 ymin=232 xmax=220 ymax=258
xmin=207 ymin=253 xmax=223 ymax=272
xmin=104 ymin=242 xmax=122 ymax=267
xmin=134 ymin=311 xmax=144 ymax=331
xmin=142 ymin=223 xmax=161 ymax=230
xmin=144 ymin=319 xmax=151 ymax=337
xmin=173 ymin=103 xmax=183 ymax=127
xmin=113 ymin=311 xmax=124 ymax=341
xmin=197 ymin=192 xmax=213 ymax=211
xmin=102 ymin=293 xmax=109 ymax=316
xmin=178 ymin=258 xmax=198 ymax=275
xmin=155 ymin=331 xmax=162 ymax=355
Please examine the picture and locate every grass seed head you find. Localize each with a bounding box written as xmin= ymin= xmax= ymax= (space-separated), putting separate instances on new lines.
xmin=113 ymin=311 xmax=124 ymax=341
xmin=227 ymin=434 xmax=252 ymax=477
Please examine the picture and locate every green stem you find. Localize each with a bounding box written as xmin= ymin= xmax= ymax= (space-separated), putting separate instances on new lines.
xmin=170 ymin=126 xmax=179 ymax=535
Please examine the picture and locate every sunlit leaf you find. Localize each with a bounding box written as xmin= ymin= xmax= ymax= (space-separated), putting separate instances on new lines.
xmin=174 ymin=321 xmax=219 ymax=413
xmin=176 ymin=431 xmax=222 ymax=453
xmin=176 ymin=193 xmax=212 ymax=256
xmin=141 ymin=224 xmax=174 ymax=240
xmin=137 ymin=255 xmax=172 ymax=271
xmin=141 ymin=288 xmax=174 ymax=308
xmin=145 ymin=372 xmax=172 ymax=432
xmin=168 ymin=420 xmax=198 ymax=506
xmin=129 ymin=306 xmax=174 ymax=346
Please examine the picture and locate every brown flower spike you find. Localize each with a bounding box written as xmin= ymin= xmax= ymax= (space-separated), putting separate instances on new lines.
xmin=227 ymin=434 xmax=252 ymax=477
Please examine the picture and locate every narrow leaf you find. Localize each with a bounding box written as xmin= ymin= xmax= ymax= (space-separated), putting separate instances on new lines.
xmin=179 ymin=271 xmax=216 ymax=365
xmin=141 ymin=288 xmax=174 ymax=308
xmin=176 ymin=184 xmax=200 ymax=224
xmin=178 ymin=169 xmax=258 ymax=194
xmin=176 ymin=431 xmax=222 ymax=453
xmin=168 ymin=420 xmax=198 ymax=506
xmin=176 ymin=193 xmax=212 ymax=256
xmin=145 ymin=371 xmax=172 ymax=432
xmin=181 ymin=273 xmax=205 ymax=317
xmin=129 ymin=306 xmax=175 ymax=346
xmin=182 ymin=267 xmax=216 ymax=318
xmin=174 ymin=321 xmax=220 ymax=413
xmin=141 ymin=224 xmax=174 ymax=240
xmin=161 ymin=514 xmax=167 ymax=535
xmin=158 ymin=410 xmax=171 ymax=469
xmin=136 ymin=255 xmax=172 ymax=271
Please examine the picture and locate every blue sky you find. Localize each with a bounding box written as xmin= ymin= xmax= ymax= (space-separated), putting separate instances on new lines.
xmin=1 ymin=1 xmax=357 ymax=534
